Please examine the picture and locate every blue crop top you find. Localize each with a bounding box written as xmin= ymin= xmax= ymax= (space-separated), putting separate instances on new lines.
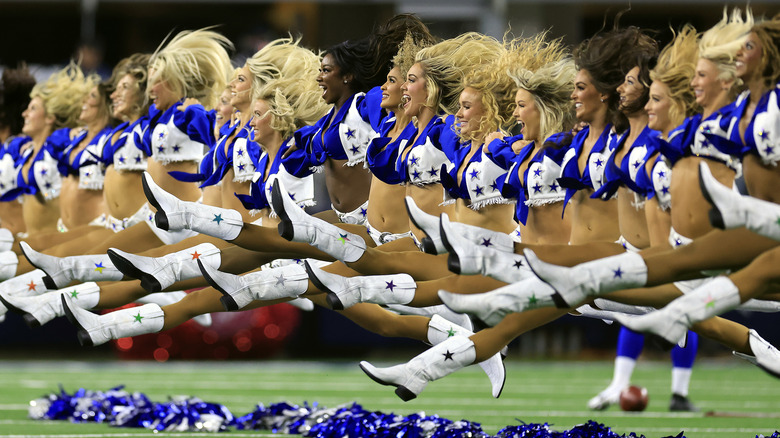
xmin=591 ymin=125 xmax=660 ymax=200
xmin=4 ymin=128 xmax=71 ymax=201
xmin=0 ymin=135 xmax=29 ymax=198
xmin=397 ymin=114 xmax=459 ymax=186
xmin=144 ymin=101 xmax=214 ymax=164
xmin=742 ymin=84 xmax=780 ymax=166
xmin=440 ymin=140 xmax=513 ymax=210
xmin=58 ymin=126 xmax=114 ymax=190
xmin=102 ymin=116 xmax=150 ymax=172
xmin=557 ymin=125 xmax=614 ymax=211
xmin=365 ymin=114 xmax=418 ymax=185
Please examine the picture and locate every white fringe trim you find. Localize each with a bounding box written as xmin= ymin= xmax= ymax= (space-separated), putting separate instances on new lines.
xmin=233 ymin=175 xmax=254 ymax=183
xmin=309 ymin=165 xmax=324 ymax=174
xmin=468 ymin=197 xmax=515 ymax=211
xmin=78 ymin=182 xmax=104 ymax=191
xmin=153 ymin=157 xmax=200 ymax=166
xmin=525 ymin=197 xmax=564 ymax=207
xmin=438 ymin=198 xmax=456 ymax=207
xmin=342 ymin=158 xmax=366 ymax=167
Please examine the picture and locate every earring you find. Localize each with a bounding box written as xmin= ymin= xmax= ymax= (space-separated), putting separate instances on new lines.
xmin=343 ymin=80 xmax=348 ymax=84
xmin=600 ymin=97 xmax=605 ymax=103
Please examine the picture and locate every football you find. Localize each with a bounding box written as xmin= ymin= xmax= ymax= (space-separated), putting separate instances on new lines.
xmin=619 ymin=385 xmax=649 ymax=411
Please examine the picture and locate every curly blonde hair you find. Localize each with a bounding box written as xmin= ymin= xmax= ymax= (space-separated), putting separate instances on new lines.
xmin=459 ymin=53 xmax=515 ymax=142
xmin=30 ymin=61 xmax=99 ymax=130
xmin=249 ymin=37 xmax=329 ymax=139
xmin=149 ymin=27 xmax=233 ymax=110
xmin=503 ymin=33 xmax=575 ymax=143
xmin=699 ymin=8 xmax=754 ymax=87
xmin=651 ymin=25 xmax=699 ymax=125
xmin=415 ymin=32 xmax=504 ymax=115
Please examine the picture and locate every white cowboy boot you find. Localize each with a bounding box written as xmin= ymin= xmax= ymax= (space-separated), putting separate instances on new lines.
xmin=359 ymin=335 xmax=477 ymax=401
xmin=699 ymin=161 xmax=780 ymax=240
xmin=271 ymin=183 xmax=365 ymax=263
xmin=0 ymin=282 xmax=100 ymax=327
xmin=439 ymin=213 xmax=532 ymax=283
xmin=134 ymin=291 xmax=212 ymax=327
xmin=523 ymin=248 xmax=648 ymax=308
xmin=427 ymin=314 xmax=505 ymax=398
xmin=142 ymin=172 xmax=243 ymax=240
xmin=438 ymin=276 xmax=559 ymax=326
xmin=198 ymin=261 xmax=309 ymax=311
xmin=0 ymin=251 xmax=18 ymax=280
xmin=20 ymin=242 xmax=123 ymax=289
xmin=405 ymin=197 xmax=515 ymax=255
xmin=61 ymin=296 xmax=164 ymax=347
xmin=733 ymin=329 xmax=780 ymax=378
xmin=287 ymin=297 xmax=315 ymax=311
xmin=614 ymin=276 xmax=742 ymax=344
xmin=0 ymin=228 xmax=13 ymax=252
xmin=385 ymin=303 xmax=473 ymax=332
xmin=304 ymin=260 xmax=416 ymax=310
xmin=1 ymin=269 xmax=50 ymax=297
xmin=107 ymin=243 xmax=222 ymax=293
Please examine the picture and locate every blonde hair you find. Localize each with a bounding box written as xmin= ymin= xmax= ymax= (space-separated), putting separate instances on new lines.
xmin=651 ymin=25 xmax=699 ymax=125
xmin=415 ymin=32 xmax=504 ymax=115
xmin=149 ymin=28 xmax=233 ymax=110
xmin=30 ymin=61 xmax=99 ymax=130
xmin=249 ymin=37 xmax=329 ymax=139
xmin=460 ymin=50 xmax=515 ymax=142
xmin=392 ymin=32 xmax=437 ymax=80
xmin=503 ymin=33 xmax=575 ymax=143
xmin=699 ymin=8 xmax=754 ymax=86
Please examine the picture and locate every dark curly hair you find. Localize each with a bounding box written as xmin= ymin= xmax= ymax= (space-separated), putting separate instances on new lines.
xmin=0 ymin=65 xmax=36 ymax=136
xmin=752 ymin=13 xmax=780 ymax=90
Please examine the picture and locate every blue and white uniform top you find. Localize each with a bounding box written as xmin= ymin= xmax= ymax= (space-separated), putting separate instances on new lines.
xmin=105 ymin=116 xmax=150 ymax=172
xmin=7 ymin=128 xmax=71 ymax=201
xmin=592 ymin=125 xmax=660 ymax=203
xmin=397 ymin=114 xmax=459 ymax=186
xmin=236 ymin=135 xmax=316 ymax=215
xmin=742 ymin=84 xmax=780 ymax=166
xmin=0 ymin=135 xmax=29 ymax=199
xmin=494 ymin=133 xmax=570 ymax=225
xmin=365 ymin=114 xmax=417 ymax=185
xmin=59 ymin=126 xmax=114 ymax=190
xmin=693 ymin=95 xmax=746 ymax=172
xmin=557 ymin=125 xmax=615 ymax=211
xmin=441 ymin=138 xmax=514 ymax=210
xmin=146 ymin=101 xmax=214 ymax=164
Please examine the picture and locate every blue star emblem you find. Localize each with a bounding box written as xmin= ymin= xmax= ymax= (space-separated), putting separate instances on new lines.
xmin=469 ymin=169 xmax=479 ymax=180
xmin=40 ymin=168 xmax=47 ymax=175
xmin=595 ymin=158 xmax=604 ymax=167
xmin=412 ymin=170 xmax=421 ymax=180
xmin=661 ymin=186 xmax=669 ymax=195
xmin=474 ymin=185 xmax=484 ymax=196
xmin=135 ymin=156 xmax=143 ymax=163
xmin=657 ymin=170 xmax=666 ymax=178
xmin=613 ymin=267 xmax=623 ymax=278
xmin=533 ymin=168 xmax=543 ymax=177
xmin=385 ymin=280 xmax=396 ymax=291
xmin=549 ymin=182 xmax=559 ymax=192
xmin=427 ymin=167 xmax=438 ymax=177
xmin=44 ymin=182 xmax=52 ymax=189
xmin=759 ymin=130 xmax=769 ymax=140
xmin=409 ymin=156 xmax=419 ymax=166
xmin=118 ymin=156 xmax=126 ymax=163
xmin=350 ymin=145 xmax=360 ymax=154
xmin=674 ymin=238 xmax=682 ymax=247
xmin=633 ymin=160 xmax=642 ymax=169
xmin=533 ymin=183 xmax=542 ymax=194
xmin=289 ymin=193 xmax=296 ymax=201
xmin=238 ymin=163 xmax=246 ymax=171
xmin=158 ymin=132 xmax=165 ymax=139
xmin=490 ymin=182 xmax=498 ymax=191
xmin=359 ymin=207 xmax=367 ymax=217
xmin=157 ymin=146 xmax=165 ymax=153
xmin=172 ymin=145 xmax=180 ymax=152
xmin=346 ymin=128 xmax=355 ymax=139
xmin=213 ymin=214 xmax=224 ymax=224
xmin=237 ymin=149 xmax=244 ymax=156
xmin=513 ymin=259 xmax=523 ymax=268
xmin=480 ymin=238 xmax=492 ymax=247
xmin=764 ymin=145 xmax=774 ymax=155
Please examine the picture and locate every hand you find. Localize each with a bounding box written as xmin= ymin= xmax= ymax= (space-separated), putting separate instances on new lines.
xmin=177 ymin=98 xmax=201 ymax=111
xmin=511 ymin=139 xmax=532 ymax=154
xmin=282 ymin=137 xmax=298 ymax=159
xmin=572 ymin=121 xmax=588 ymax=134
xmin=483 ymin=131 xmax=504 ymax=152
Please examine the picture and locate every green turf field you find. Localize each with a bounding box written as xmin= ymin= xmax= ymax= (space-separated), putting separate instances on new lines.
xmin=0 ymin=359 xmax=778 ymax=437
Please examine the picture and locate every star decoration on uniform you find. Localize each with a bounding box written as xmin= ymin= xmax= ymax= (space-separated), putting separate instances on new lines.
xmin=409 ymin=156 xmax=419 ymax=166
xmin=427 ymin=167 xmax=438 ymax=177
xmin=40 ymin=168 xmax=47 ymax=176
xmin=446 ymin=327 xmax=456 ymax=337
xmin=474 ymin=185 xmax=484 ymax=196
xmin=237 ymin=149 xmax=244 ymax=156
xmin=27 ymin=281 xmax=37 ymax=291
xmin=337 ymin=233 xmax=350 ymax=244
xmin=133 ymin=312 xmax=144 ymax=323
xmin=513 ymin=259 xmax=524 ymax=269
xmin=657 ymin=170 xmax=666 ymax=178
xmin=764 ymin=145 xmax=774 ymax=155
xmin=674 ymin=238 xmax=682 ymax=247
xmin=238 ymin=163 xmax=246 ymax=171
xmin=412 ymin=170 xmax=421 ymax=180
xmin=289 ymin=193 xmax=296 ymax=201
xmin=346 ymin=128 xmax=355 ymax=139
xmin=661 ymin=186 xmax=670 ymax=195
xmin=490 ymin=182 xmax=499 ymax=191
xmin=385 ymin=280 xmax=396 ymax=291
xmin=70 ymin=290 xmax=79 ymax=299
xmin=275 ymin=274 xmax=287 ymax=286
xmin=157 ymin=146 xmax=165 ymax=153
xmin=480 ymin=238 xmax=492 ymax=247
xmin=158 ymin=132 xmax=165 ymax=140
xmin=359 ymin=207 xmax=368 ymax=217
xmin=350 ymin=145 xmax=360 ymax=154
xmin=595 ymin=158 xmax=604 ymax=168
xmin=94 ymin=262 xmax=106 ymax=273
xmin=533 ymin=168 xmax=543 ymax=177
xmin=612 ymin=267 xmax=623 ymax=278
xmin=213 ymin=214 xmax=224 ymax=224
xmin=135 ymin=156 xmax=143 ymax=163
xmin=549 ymin=182 xmax=559 ymax=192
xmin=191 ymin=251 xmax=201 ymax=259
xmin=759 ymin=130 xmax=769 ymax=140
xmin=704 ymin=294 xmax=715 ymax=309
xmin=533 ymin=183 xmax=542 ymax=194
xmin=84 ymin=171 xmax=92 ymax=177
xmin=44 ymin=182 xmax=52 ymax=189
xmin=172 ymin=145 xmax=180 ymax=152
xmin=469 ymin=169 xmax=479 ymax=180
xmin=442 ymin=350 xmax=454 ymax=361
xmin=527 ymin=293 xmax=538 ymax=307
xmin=118 ymin=156 xmax=126 ymax=163
xmin=703 ymin=126 xmax=712 ymax=134
xmin=633 ymin=160 xmax=642 ymax=169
